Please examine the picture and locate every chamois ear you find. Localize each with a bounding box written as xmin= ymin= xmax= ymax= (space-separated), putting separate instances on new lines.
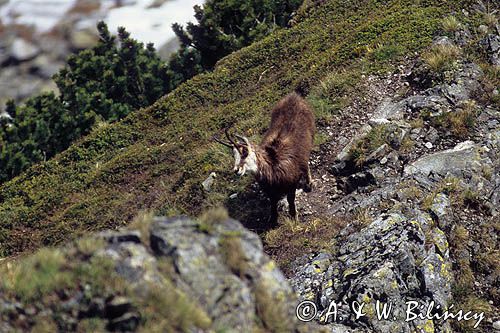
xmin=235 ymin=134 xmax=250 ymax=147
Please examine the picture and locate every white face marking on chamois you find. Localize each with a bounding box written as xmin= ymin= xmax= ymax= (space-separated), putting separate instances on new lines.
xmin=233 ymin=138 xmax=258 ymax=176
xmin=232 ymin=147 xmax=241 ymax=172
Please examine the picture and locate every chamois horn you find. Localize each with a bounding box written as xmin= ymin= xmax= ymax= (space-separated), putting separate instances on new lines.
xmin=213 ymin=127 xmax=238 ymax=147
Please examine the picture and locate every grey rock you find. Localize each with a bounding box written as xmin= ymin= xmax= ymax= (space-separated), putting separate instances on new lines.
xmin=384 ymin=122 xmax=409 ymax=149
xmin=453 ymin=29 xmax=473 ymax=47
xmin=102 ymin=241 xmax=161 ymax=285
xmin=10 ymin=38 xmax=40 ymax=62
xmin=426 ymin=126 xmax=439 ymax=143
xmin=421 ymin=252 xmax=452 ymax=309
xmin=365 ymin=143 xmax=390 ymax=163
xmin=202 ymin=172 xmax=217 ymax=192
xmin=493 ymin=320 xmax=500 ymax=330
xmin=0 ymin=215 xmax=310 ymax=331
xmin=406 ymin=94 xmax=450 ymax=116
xmin=430 ymin=193 xmax=452 ymax=228
xmin=149 ymin=216 xmax=299 ymax=331
xmin=479 ymin=34 xmax=500 ymax=66
xmin=439 ymin=63 xmax=483 ymax=105
xmin=433 ymin=35 xmax=454 ymax=47
xmin=291 ymin=213 xmax=452 ymax=333
xmin=478 ymin=25 xmax=489 ymax=35
xmin=336 ymin=124 xmax=372 ymax=161
xmin=369 ymin=98 xmax=406 ymax=123
xmin=404 ymin=141 xmax=480 ymax=177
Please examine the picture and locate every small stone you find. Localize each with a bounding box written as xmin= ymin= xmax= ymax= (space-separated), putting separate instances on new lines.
xmin=229 ymin=193 xmax=238 ymax=199
xmin=426 ymin=127 xmax=439 ymax=143
xmin=478 ymin=25 xmax=489 ymax=34
xmin=425 ymin=142 xmax=433 ymax=149
xmin=202 ymin=172 xmax=217 ymax=192
xmin=493 ymin=320 xmax=500 ymax=330
xmin=380 ymin=156 xmax=388 ymax=165
xmin=10 ymin=38 xmax=40 ymax=62
xmin=410 ymin=127 xmax=422 ymax=135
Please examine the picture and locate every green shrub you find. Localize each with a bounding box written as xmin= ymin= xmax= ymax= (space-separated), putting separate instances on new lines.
xmin=1 ymin=23 xmax=170 ymax=182
xmin=172 ymin=0 xmax=303 ymax=72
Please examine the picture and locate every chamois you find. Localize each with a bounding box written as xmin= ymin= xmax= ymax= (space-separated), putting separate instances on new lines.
xmin=215 ymin=92 xmax=315 ymax=225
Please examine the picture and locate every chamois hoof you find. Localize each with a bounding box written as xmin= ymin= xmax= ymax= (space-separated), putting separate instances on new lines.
xmin=303 ymin=181 xmax=314 ymax=193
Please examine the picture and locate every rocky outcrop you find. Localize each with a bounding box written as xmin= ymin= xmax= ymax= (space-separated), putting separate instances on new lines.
xmin=291 ymin=210 xmax=453 ymax=333
xmin=0 ymin=214 xmax=319 ymax=332
xmin=291 ymin=27 xmax=499 ymax=332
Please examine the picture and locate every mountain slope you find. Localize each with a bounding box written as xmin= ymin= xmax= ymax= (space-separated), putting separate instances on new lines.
xmin=0 ymin=0 xmax=472 ymax=256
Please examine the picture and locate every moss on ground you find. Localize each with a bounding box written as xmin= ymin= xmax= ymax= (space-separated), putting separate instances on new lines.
xmin=0 ymin=0 xmax=475 ymax=258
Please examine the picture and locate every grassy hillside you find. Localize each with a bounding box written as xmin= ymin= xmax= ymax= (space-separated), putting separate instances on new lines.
xmin=0 ymin=0 xmax=475 ymax=256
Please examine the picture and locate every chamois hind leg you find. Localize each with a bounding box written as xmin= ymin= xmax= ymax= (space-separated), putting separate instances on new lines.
xmin=303 ymin=164 xmax=313 ymax=193
xmin=287 ymin=188 xmax=297 ymax=220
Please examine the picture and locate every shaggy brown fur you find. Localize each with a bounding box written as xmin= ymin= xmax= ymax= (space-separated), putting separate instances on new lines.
xmin=254 ymin=93 xmax=315 ymax=224
xmin=215 ymin=93 xmax=315 ymax=225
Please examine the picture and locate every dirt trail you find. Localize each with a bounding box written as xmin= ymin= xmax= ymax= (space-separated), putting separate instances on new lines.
xmin=296 ymin=65 xmax=410 ymax=222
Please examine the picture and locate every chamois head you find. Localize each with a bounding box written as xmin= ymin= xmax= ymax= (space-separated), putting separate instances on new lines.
xmin=214 ymin=129 xmax=258 ymax=176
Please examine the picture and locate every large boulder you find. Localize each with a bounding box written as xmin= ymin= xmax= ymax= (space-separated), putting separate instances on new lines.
xmin=290 ymin=211 xmax=453 ymax=333
xmin=404 ymin=141 xmax=481 ymax=177
xmin=0 ymin=214 xmax=317 ymax=332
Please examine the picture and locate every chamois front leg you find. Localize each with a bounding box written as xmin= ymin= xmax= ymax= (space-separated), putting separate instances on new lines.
xmin=287 ymin=187 xmax=297 ymax=220
xmin=269 ymin=197 xmax=279 ymax=226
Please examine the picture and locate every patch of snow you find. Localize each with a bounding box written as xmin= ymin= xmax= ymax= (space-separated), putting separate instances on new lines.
xmin=0 ymin=0 xmax=204 ymax=47
xmin=0 ymin=0 xmax=77 ymax=32
xmin=105 ymin=0 xmax=203 ymax=47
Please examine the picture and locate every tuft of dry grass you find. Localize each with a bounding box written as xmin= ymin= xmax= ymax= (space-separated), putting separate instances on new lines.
xmin=427 ymin=100 xmax=479 ymax=138
xmin=219 ymin=235 xmax=249 ymax=278
xmin=128 ymin=210 xmax=155 ymax=244
xmin=197 ymin=206 xmax=230 ymax=234
xmin=442 ymin=16 xmax=462 ymax=32
xmin=422 ymin=44 xmax=461 ymax=74
xmin=410 ymin=117 xmax=425 ymax=129
xmin=349 ymin=124 xmax=391 ymax=166
xmin=264 ymin=216 xmax=348 ymax=274
xmin=352 ymin=207 xmax=373 ymax=230
xmin=448 ymin=100 xmax=480 ymax=137
xmin=476 ymin=62 xmax=500 ymax=107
